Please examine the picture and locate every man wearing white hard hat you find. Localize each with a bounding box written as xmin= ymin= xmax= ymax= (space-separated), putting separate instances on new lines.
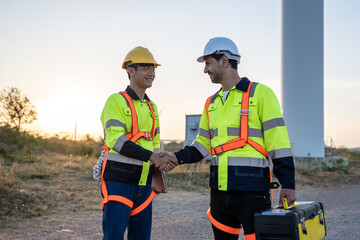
xmin=164 ymin=37 xmax=296 ymax=240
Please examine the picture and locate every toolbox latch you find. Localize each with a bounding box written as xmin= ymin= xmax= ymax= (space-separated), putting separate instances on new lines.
xmin=300 ymin=217 xmax=307 ymax=235
xmin=318 ymin=209 xmax=324 ymax=225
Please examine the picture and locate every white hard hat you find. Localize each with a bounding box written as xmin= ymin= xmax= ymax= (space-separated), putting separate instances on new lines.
xmin=197 ymin=37 xmax=241 ymax=64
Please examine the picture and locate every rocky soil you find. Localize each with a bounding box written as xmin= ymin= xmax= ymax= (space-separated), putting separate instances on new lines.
xmin=1 ymin=184 xmax=359 ymax=240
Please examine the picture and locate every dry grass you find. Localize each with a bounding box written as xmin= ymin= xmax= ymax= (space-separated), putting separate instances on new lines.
xmin=0 ymin=151 xmax=102 ymax=218
xmin=1 ymin=137 xmax=359 ymax=220
xmin=165 ymin=161 xmax=210 ymax=193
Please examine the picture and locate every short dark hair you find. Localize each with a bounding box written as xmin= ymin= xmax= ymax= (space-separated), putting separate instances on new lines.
xmin=211 ymin=54 xmax=238 ymax=69
xmin=126 ymin=65 xmax=138 ymax=79
xmin=126 ymin=64 xmax=156 ymax=79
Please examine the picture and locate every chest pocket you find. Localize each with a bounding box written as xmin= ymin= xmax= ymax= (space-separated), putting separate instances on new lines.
xmin=248 ymin=98 xmax=261 ymax=129
xmin=207 ymin=103 xmax=219 ymax=130
xmin=123 ymin=106 xmax=133 ymax=133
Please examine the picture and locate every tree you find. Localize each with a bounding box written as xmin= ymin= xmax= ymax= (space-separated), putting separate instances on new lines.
xmin=0 ymin=87 xmax=37 ymax=131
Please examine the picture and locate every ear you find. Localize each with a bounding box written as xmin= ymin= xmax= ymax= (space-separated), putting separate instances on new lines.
xmin=220 ymin=55 xmax=229 ymax=67
xmin=127 ymin=66 xmax=135 ymax=77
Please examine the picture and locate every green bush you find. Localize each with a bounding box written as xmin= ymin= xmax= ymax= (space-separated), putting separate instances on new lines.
xmin=0 ymin=124 xmax=40 ymax=149
xmin=78 ymin=144 xmax=94 ymax=156
xmin=0 ymin=125 xmax=97 ymax=162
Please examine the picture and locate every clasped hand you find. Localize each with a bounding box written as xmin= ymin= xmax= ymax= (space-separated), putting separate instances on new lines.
xmin=150 ymin=151 xmax=178 ymax=172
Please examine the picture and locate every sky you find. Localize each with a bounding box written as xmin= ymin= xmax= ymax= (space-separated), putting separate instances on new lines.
xmin=0 ymin=0 xmax=359 ymax=148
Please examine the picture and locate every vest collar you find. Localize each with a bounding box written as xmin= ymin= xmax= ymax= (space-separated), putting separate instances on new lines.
xmin=125 ymin=86 xmax=151 ymax=101
xmin=235 ymin=77 xmax=251 ymax=92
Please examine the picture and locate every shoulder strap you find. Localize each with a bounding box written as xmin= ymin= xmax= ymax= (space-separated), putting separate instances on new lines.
xmin=120 ymin=91 xmax=139 ymax=139
xmin=120 ymin=91 xmax=156 ymax=142
xmin=146 ymin=101 xmax=156 ymax=139
xmin=239 ymin=82 xmax=252 ymax=142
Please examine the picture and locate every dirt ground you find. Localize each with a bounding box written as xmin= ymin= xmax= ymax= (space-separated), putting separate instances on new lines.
xmin=1 ymin=183 xmax=360 ymax=240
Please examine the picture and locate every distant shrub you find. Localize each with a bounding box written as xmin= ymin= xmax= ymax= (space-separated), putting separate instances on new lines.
xmin=0 ymin=125 xmax=98 ymax=163
xmin=163 ymin=140 xmax=184 ymax=152
xmin=0 ymin=124 xmax=40 ymax=149
xmin=78 ymin=144 xmax=94 ymax=156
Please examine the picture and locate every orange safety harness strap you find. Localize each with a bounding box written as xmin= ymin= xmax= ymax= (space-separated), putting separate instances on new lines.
xmin=207 ymin=82 xmax=268 ymax=159
xmin=121 ymin=91 xmax=156 ymax=143
xmin=207 ymin=209 xmax=241 ymax=235
xmin=244 ymin=233 xmax=256 ymax=240
xmin=205 ymin=82 xmax=275 ymax=234
xmin=101 ymin=145 xmax=156 ymax=215
xmin=101 ymin=91 xmax=157 ymax=215
xmin=130 ymin=190 xmax=156 ymax=216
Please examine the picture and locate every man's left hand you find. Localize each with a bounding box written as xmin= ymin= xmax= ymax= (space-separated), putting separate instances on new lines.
xmin=279 ymin=188 xmax=296 ymax=205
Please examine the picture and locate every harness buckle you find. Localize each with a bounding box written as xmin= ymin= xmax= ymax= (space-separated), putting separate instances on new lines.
xmin=144 ymin=132 xmax=153 ymax=141
xmin=239 ymin=109 xmax=250 ymax=115
xmin=213 ymin=145 xmax=224 ymax=156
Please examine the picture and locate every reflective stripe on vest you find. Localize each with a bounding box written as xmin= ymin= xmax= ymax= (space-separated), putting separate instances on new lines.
xmin=101 ymin=145 xmax=156 ymax=213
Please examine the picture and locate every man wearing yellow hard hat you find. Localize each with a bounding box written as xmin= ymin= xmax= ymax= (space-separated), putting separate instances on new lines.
xmin=99 ymin=46 xmax=177 ymax=240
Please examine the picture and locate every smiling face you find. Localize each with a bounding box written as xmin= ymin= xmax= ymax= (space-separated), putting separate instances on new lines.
xmin=204 ymin=56 xmax=223 ymax=84
xmin=128 ymin=64 xmax=156 ymax=90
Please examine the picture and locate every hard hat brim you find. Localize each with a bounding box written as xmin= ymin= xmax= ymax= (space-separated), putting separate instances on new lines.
xmin=197 ymin=52 xmax=241 ymax=64
xmin=122 ymin=61 xmax=161 ymax=69
xmin=197 ymin=55 xmax=207 ymax=63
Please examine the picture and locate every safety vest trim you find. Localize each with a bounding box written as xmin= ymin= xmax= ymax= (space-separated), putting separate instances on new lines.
xmin=211 ymin=156 xmax=270 ymax=168
xmin=209 ymin=90 xmax=221 ymax=104
xmin=107 ymin=152 xmax=153 ymax=166
xmin=263 ymin=117 xmax=285 ymax=131
xmin=268 ymin=148 xmax=293 ymax=159
xmin=249 ymin=82 xmax=258 ymax=97
xmin=192 ymin=141 xmax=210 ymax=157
xmin=206 ymin=127 xmax=264 ymax=139
xmin=112 ymin=135 xmax=129 ymax=153
xmin=104 ymin=119 xmax=127 ymax=141
xmin=199 ymin=128 xmax=211 ymax=139
xmin=154 ymin=127 xmax=160 ymax=136
xmin=105 ymin=119 xmax=126 ymax=131
xmin=210 ymin=129 xmax=218 ymax=139
xmin=227 ymin=127 xmax=264 ymax=138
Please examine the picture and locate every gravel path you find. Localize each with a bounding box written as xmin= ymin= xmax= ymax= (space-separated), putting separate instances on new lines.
xmin=1 ymin=185 xmax=359 ymax=240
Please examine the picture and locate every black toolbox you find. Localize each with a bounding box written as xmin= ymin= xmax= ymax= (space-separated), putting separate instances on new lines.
xmin=254 ymin=201 xmax=326 ymax=240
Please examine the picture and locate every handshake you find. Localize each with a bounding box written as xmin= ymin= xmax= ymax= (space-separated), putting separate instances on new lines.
xmin=150 ymin=151 xmax=179 ymax=172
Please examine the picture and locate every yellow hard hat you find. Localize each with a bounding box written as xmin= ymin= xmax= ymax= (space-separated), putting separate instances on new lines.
xmin=122 ymin=46 xmax=161 ymax=69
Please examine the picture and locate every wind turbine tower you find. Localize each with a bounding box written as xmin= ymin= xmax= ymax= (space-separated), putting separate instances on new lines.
xmin=282 ymin=0 xmax=324 ymax=161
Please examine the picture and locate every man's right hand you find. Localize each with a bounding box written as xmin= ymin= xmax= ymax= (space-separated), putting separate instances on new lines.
xmin=149 ymin=152 xmax=178 ymax=172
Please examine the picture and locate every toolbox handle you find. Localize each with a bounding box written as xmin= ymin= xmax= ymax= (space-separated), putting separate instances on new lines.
xmin=282 ymin=198 xmax=295 ymax=210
